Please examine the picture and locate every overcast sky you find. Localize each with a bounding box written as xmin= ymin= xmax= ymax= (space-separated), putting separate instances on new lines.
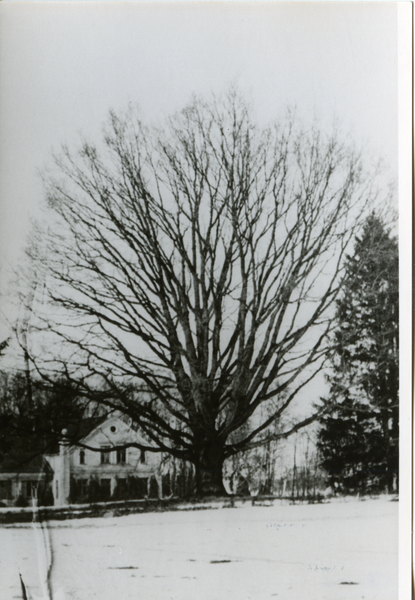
xmin=0 ymin=2 xmax=406 ymax=335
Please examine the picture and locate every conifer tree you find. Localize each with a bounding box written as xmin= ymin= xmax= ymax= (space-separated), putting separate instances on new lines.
xmin=318 ymin=214 xmax=399 ymax=493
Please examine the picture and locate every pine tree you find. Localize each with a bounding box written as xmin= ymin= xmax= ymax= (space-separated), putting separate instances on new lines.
xmin=318 ymin=214 xmax=399 ymax=493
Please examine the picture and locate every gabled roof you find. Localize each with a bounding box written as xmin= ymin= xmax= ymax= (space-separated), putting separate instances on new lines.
xmin=65 ymin=414 xmax=108 ymax=444
xmin=77 ymin=413 xmax=140 ymax=446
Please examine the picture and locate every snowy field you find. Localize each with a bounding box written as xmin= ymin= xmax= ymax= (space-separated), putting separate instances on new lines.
xmin=1 ymin=496 xmax=398 ymax=600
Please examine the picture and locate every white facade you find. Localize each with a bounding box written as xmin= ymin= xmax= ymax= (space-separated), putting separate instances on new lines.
xmin=46 ymin=415 xmax=164 ymax=505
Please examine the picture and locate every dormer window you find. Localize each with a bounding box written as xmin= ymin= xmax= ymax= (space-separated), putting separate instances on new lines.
xmin=80 ymin=450 xmax=86 ymax=465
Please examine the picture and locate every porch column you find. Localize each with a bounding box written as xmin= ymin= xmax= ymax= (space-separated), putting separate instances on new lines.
xmin=57 ymin=429 xmax=71 ymax=506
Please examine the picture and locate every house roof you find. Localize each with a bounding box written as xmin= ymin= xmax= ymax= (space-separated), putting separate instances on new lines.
xmin=77 ymin=413 xmax=138 ymax=446
xmin=65 ymin=414 xmax=108 ymax=444
xmin=0 ymin=454 xmax=54 ymax=475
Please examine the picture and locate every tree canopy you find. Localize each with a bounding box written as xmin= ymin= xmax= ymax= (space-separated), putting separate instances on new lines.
xmin=0 ymin=372 xmax=90 ymax=469
xmin=25 ymin=91 xmax=378 ymax=495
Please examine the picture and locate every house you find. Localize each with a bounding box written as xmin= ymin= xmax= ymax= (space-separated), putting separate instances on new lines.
xmin=0 ymin=415 xmax=165 ymax=507
xmin=0 ymin=455 xmax=54 ymax=507
xmin=46 ymin=414 xmax=165 ymax=505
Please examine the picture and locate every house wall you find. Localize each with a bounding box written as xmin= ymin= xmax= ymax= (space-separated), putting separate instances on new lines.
xmin=0 ymin=473 xmax=50 ymax=507
xmin=0 ymin=417 xmax=166 ymax=507
xmin=49 ymin=417 xmax=164 ymax=505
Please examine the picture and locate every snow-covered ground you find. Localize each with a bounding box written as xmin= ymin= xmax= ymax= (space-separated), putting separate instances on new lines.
xmin=1 ymin=496 xmax=398 ymax=600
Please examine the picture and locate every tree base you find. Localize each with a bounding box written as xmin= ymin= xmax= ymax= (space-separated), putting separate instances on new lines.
xmin=195 ymin=463 xmax=226 ymax=497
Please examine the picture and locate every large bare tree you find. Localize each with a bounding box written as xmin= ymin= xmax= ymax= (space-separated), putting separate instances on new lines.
xmin=27 ymin=91 xmax=378 ymax=495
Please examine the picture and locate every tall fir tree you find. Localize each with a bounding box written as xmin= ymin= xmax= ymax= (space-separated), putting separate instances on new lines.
xmin=318 ymin=213 xmax=399 ymax=493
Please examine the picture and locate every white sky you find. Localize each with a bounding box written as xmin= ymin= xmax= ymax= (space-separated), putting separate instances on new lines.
xmin=0 ymin=2 xmax=408 ymax=341
xmin=0 ymin=2 xmax=400 ymax=277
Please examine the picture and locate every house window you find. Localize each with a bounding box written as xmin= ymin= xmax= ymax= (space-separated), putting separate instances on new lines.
xmin=116 ymin=448 xmax=126 ymax=464
xmin=101 ymin=446 xmax=111 ymax=464
xmin=79 ymin=479 xmax=88 ymax=498
xmin=26 ymin=481 xmax=37 ymax=498
xmin=140 ymin=449 xmax=146 ymax=464
xmin=101 ymin=478 xmax=111 ymax=499
xmin=56 ymin=480 xmax=59 ymax=499
xmin=80 ymin=450 xmax=86 ymax=465
xmin=0 ymin=480 xmax=11 ymax=500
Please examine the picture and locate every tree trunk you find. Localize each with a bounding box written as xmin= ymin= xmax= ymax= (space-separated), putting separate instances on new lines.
xmin=194 ymin=439 xmax=227 ymax=497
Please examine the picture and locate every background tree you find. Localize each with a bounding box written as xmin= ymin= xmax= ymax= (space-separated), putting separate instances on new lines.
xmin=26 ymin=91 xmax=378 ymax=496
xmin=317 ymin=397 xmax=386 ymax=494
xmin=317 ymin=213 xmax=399 ymax=493
xmin=224 ymin=404 xmax=283 ymax=495
xmin=0 ymin=339 xmax=9 ymax=356
xmin=0 ymin=372 xmax=93 ymax=469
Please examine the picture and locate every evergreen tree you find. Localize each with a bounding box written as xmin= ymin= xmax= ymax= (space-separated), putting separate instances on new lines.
xmin=318 ymin=397 xmax=386 ymax=493
xmin=318 ymin=214 xmax=399 ymax=493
